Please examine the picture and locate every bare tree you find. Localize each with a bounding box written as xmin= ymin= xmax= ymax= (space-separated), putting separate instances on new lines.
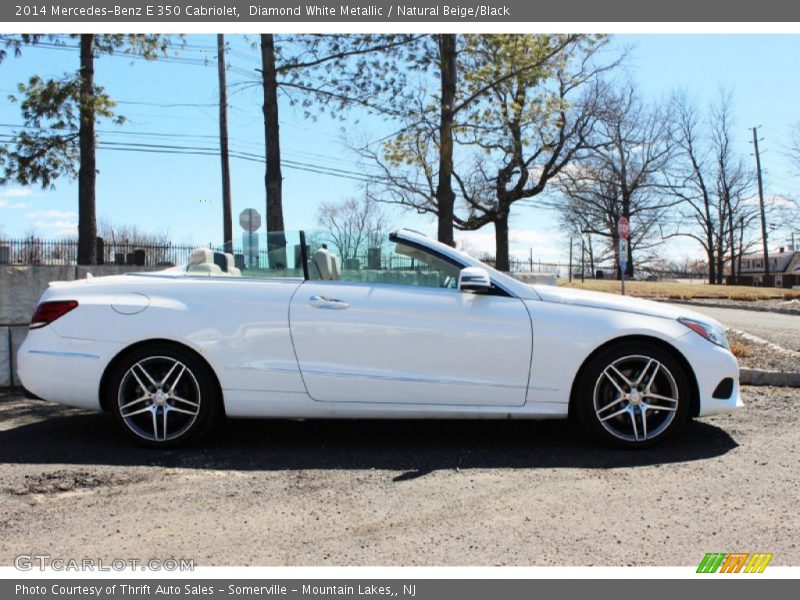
xmin=710 ymin=91 xmax=753 ymax=284
xmin=668 ymin=91 xmax=756 ymax=284
xmin=557 ymin=82 xmax=677 ymax=279
xmin=316 ymin=196 xmax=389 ymax=261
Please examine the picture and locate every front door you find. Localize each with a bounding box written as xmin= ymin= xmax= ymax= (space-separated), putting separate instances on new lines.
xmin=289 ymin=280 xmax=532 ymax=406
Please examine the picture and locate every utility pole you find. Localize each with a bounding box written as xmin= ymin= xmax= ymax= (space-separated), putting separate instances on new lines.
xmin=568 ymin=237 xmax=573 ymax=283
xmin=751 ymin=127 xmax=770 ymax=284
xmin=580 ymin=235 xmax=585 ymax=283
xmin=217 ymin=34 xmax=233 ymax=253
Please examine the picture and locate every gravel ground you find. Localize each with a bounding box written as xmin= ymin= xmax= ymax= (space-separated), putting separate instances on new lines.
xmin=0 ymin=386 xmax=798 ymax=567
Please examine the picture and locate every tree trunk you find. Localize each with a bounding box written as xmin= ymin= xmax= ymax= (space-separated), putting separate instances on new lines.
xmin=494 ymin=211 xmax=510 ymax=272
xmin=261 ymin=34 xmax=286 ymax=265
xmin=435 ymin=34 xmax=457 ymax=247
xmin=737 ymin=219 xmax=744 ymax=282
xmin=217 ymin=34 xmax=233 ymax=254
xmin=622 ymin=200 xmax=633 ymax=278
xmin=77 ymin=34 xmax=97 ymax=266
xmin=707 ymin=246 xmax=716 ymax=285
xmin=716 ymin=218 xmax=726 ymax=284
xmin=727 ymin=210 xmax=736 ymax=285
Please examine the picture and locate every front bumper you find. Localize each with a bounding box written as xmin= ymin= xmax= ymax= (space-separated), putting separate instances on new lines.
xmin=673 ymin=330 xmax=742 ymax=417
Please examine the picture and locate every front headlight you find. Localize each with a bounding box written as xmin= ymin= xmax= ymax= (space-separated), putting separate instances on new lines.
xmin=678 ymin=317 xmax=730 ymax=349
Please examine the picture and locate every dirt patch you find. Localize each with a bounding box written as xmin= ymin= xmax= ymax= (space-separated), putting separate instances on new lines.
xmin=9 ymin=469 xmax=147 ymax=496
xmin=727 ymin=329 xmax=800 ymax=373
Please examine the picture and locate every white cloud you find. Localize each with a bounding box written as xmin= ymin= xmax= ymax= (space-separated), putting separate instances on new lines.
xmin=456 ymin=227 xmax=565 ymax=261
xmin=0 ymin=199 xmax=30 ymax=209
xmin=28 ymin=209 xmax=78 ymax=220
xmin=1 ymin=187 xmax=35 ymax=198
xmin=33 ymin=219 xmax=78 ymax=237
xmin=742 ymin=194 xmax=796 ymax=208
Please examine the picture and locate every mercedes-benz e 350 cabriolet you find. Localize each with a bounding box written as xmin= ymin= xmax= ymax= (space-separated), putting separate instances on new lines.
xmin=18 ymin=229 xmax=740 ymax=448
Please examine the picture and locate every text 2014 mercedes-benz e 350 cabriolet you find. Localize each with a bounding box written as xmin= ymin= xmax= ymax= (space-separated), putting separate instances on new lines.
xmin=18 ymin=229 xmax=740 ymax=448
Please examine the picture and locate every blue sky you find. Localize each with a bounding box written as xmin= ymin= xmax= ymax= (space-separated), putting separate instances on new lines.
xmin=0 ymin=34 xmax=798 ymax=265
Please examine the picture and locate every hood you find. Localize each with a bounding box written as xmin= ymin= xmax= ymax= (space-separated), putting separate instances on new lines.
xmin=529 ymin=284 xmax=723 ymax=327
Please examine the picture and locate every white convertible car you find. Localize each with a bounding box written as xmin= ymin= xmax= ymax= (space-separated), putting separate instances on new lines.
xmin=17 ymin=229 xmax=740 ymax=449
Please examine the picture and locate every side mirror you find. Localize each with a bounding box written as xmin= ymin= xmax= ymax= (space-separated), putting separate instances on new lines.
xmin=458 ymin=267 xmax=492 ymax=293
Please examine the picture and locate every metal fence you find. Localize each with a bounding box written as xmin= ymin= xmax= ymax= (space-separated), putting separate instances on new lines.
xmin=0 ymin=238 xmax=209 ymax=267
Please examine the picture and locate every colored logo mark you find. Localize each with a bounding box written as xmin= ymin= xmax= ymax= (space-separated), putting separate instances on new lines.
xmin=697 ymin=552 xmax=773 ymax=573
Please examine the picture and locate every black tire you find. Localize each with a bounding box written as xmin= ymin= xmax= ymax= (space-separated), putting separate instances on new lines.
xmin=107 ymin=343 xmax=221 ymax=448
xmin=574 ymin=341 xmax=691 ymax=448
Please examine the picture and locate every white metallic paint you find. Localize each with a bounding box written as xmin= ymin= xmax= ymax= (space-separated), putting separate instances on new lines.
xmin=17 ymin=229 xmax=741 ymax=423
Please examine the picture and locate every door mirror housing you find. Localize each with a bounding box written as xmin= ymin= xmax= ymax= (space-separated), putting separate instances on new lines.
xmin=458 ymin=267 xmax=492 ymax=293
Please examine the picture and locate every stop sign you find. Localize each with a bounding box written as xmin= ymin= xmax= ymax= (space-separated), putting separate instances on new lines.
xmin=239 ymin=208 xmax=262 ymax=232
xmin=617 ymin=216 xmax=630 ymax=240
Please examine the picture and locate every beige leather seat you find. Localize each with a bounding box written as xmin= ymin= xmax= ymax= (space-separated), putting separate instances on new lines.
xmin=187 ymin=248 xmax=223 ymax=275
xmin=224 ymin=253 xmax=241 ymax=276
xmin=311 ymin=248 xmax=340 ymax=280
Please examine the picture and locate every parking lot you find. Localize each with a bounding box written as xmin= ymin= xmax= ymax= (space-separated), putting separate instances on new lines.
xmin=1 ymin=379 xmax=798 ymax=566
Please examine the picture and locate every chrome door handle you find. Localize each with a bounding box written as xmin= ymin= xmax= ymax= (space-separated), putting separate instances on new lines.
xmin=309 ymin=295 xmax=350 ymax=310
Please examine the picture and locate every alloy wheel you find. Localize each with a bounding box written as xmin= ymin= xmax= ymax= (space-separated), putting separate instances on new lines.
xmin=592 ymin=354 xmax=680 ymax=443
xmin=117 ymin=356 xmax=202 ymax=442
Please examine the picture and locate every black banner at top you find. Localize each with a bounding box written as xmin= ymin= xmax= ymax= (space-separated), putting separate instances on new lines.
xmin=3 ymin=0 xmax=800 ymax=23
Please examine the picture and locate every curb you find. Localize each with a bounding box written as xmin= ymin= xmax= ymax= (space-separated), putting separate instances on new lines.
xmin=740 ymin=368 xmax=800 ymax=387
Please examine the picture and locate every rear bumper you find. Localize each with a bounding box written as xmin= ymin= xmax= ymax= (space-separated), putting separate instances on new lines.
xmin=17 ymin=326 xmax=123 ymax=411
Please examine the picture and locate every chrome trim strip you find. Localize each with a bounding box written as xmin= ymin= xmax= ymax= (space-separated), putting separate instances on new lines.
xmin=28 ymin=350 xmax=100 ymax=360
xmin=301 ymin=368 xmax=527 ymax=390
xmin=233 ymin=366 xmax=301 ymax=374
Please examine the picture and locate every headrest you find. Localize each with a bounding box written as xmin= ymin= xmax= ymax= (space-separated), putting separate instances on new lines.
xmin=189 ymin=247 xmax=214 ymax=265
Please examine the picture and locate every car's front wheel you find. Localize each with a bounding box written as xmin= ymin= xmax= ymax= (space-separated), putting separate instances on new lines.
xmin=574 ymin=341 xmax=691 ymax=448
xmin=108 ymin=344 xmax=220 ymax=447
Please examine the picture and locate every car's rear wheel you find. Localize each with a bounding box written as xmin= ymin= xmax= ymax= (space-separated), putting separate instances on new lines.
xmin=574 ymin=341 xmax=690 ymax=448
xmin=108 ymin=344 xmax=220 ymax=447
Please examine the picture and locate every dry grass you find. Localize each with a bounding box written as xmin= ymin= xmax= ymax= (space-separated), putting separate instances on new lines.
xmin=728 ymin=340 xmax=749 ymax=359
xmin=558 ymin=279 xmax=800 ymax=301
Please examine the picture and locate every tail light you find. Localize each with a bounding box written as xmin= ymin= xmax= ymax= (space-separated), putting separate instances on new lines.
xmin=30 ymin=300 xmax=79 ymax=329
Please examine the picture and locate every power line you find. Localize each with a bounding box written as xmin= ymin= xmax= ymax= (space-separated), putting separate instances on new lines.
xmin=0 ymin=132 xmax=385 ymax=184
xmin=0 ymin=120 xmax=376 ymax=172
